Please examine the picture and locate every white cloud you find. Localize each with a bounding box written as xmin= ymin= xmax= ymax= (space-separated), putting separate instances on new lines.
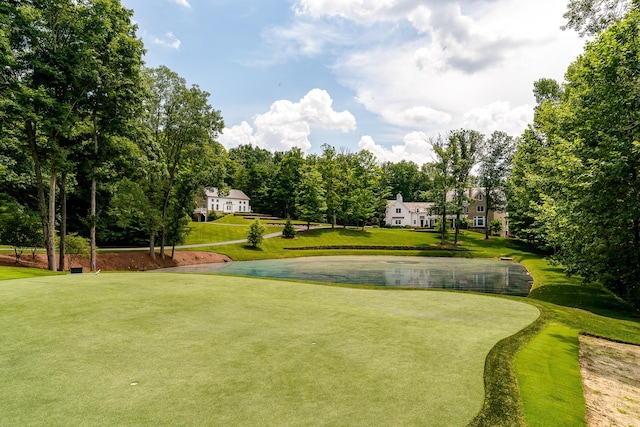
xmin=463 ymin=101 xmax=533 ymax=137
xmin=219 ymin=89 xmax=356 ymax=152
xmin=329 ymin=0 xmax=584 ymax=140
xmin=152 ymin=32 xmax=181 ymax=49
xmin=170 ymin=0 xmax=191 ymax=8
xmin=358 ymin=132 xmax=436 ymax=166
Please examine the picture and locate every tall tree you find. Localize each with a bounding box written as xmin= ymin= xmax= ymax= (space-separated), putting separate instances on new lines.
xmin=426 ymin=135 xmax=455 ymax=245
xmin=1 ymin=1 xmax=90 ymax=270
xmin=477 ymin=131 xmax=515 ymax=240
xmin=295 ymin=164 xmax=327 ymax=230
xmin=318 ymin=144 xmax=341 ymax=228
xmin=270 ymin=147 xmax=304 ymax=219
xmin=449 ymin=129 xmax=483 ymax=245
xmin=79 ymin=0 xmax=145 ymax=270
xmin=143 ymin=66 xmax=224 ymax=259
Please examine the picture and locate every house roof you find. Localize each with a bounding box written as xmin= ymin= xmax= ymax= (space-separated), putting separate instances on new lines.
xmin=204 ymin=187 xmax=250 ymax=200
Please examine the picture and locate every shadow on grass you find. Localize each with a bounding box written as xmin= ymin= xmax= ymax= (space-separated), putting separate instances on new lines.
xmin=529 ymin=284 xmax=637 ymax=319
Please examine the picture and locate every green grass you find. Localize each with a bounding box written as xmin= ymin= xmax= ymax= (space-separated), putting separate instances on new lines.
xmin=185 ymin=222 xmax=281 ymax=244
xmin=0 ymin=266 xmax=62 ymax=280
xmin=0 ymin=273 xmax=538 ymax=426
xmin=514 ymin=322 xmax=587 ymax=427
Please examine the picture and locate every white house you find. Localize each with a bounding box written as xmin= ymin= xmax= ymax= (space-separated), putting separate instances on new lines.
xmin=384 ymin=190 xmax=509 ymax=235
xmin=385 ymin=193 xmax=447 ymax=228
xmin=194 ymin=187 xmax=251 ymax=221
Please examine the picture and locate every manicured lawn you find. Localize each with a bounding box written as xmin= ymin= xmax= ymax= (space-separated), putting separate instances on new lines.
xmin=186 ymin=222 xmax=282 ymax=244
xmin=514 ymin=322 xmax=587 ymax=426
xmin=0 ymin=273 xmax=538 ymax=426
xmin=0 ymin=266 xmax=61 ymax=280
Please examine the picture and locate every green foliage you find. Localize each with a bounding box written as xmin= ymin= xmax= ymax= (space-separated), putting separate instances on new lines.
xmin=63 ymin=233 xmax=91 ymax=269
xmin=514 ymin=10 xmax=640 ymax=308
xmin=295 ymin=164 xmax=327 ymax=229
xmin=282 ymin=218 xmax=296 ymax=238
xmin=0 ymin=200 xmax=43 ymax=263
xmin=478 ymin=131 xmax=516 ymax=239
xmin=489 ymin=219 xmax=503 ymax=236
xmin=246 ymin=219 xmax=266 ymax=247
xmin=562 ymin=0 xmax=635 ymax=36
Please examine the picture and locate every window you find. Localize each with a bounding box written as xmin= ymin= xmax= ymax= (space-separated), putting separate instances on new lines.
xmin=416 ymin=207 xmax=420 ymax=213
xmin=395 ymin=219 xmax=402 ymax=225
xmin=473 ymin=216 xmax=485 ymax=227
xmin=477 ymin=205 xmax=485 ymax=212
xmin=396 ymin=208 xmax=402 ymax=214
xmin=477 ymin=194 xmax=483 ymax=201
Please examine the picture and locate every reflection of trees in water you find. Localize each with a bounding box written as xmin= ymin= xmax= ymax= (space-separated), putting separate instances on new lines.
xmin=384 ymin=265 xmax=527 ymax=295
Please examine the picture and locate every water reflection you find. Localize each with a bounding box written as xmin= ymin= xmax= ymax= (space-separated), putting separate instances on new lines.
xmin=163 ymin=256 xmax=533 ymax=297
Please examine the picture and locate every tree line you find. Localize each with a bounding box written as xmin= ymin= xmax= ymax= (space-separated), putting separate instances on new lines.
xmin=508 ymin=0 xmax=640 ymax=308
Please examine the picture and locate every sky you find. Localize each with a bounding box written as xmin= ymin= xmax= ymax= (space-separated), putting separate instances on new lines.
xmin=120 ymin=0 xmax=586 ymax=166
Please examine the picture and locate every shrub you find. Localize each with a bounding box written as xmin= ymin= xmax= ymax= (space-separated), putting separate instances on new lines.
xmin=247 ymin=219 xmax=266 ymax=247
xmin=282 ymin=218 xmax=296 ymax=238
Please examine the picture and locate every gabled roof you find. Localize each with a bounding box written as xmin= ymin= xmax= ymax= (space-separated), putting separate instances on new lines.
xmin=204 ymin=187 xmax=250 ymax=200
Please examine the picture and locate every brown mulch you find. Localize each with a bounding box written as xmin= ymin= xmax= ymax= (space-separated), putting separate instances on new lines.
xmin=0 ymin=251 xmax=231 ymax=272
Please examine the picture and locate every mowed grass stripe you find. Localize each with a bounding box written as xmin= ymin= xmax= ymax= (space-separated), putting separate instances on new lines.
xmin=0 ymin=273 xmax=538 ymax=426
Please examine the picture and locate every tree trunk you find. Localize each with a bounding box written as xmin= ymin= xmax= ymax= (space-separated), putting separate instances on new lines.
xmin=27 ymin=121 xmax=56 ymax=271
xmin=47 ymin=165 xmax=57 ymax=271
xmin=149 ymin=222 xmax=156 ymax=260
xmin=440 ymin=192 xmax=447 ymax=245
xmin=485 ymin=190 xmax=491 ymax=240
xmin=59 ymin=173 xmax=67 ymax=271
xmin=90 ymin=111 xmax=98 ymax=271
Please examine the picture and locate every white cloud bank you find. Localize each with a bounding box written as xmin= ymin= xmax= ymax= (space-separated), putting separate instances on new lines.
xmin=219 ymin=89 xmax=356 ymax=152
xmin=280 ymin=0 xmax=585 ymax=162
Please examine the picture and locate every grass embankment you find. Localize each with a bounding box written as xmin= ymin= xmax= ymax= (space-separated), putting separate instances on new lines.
xmin=0 ymin=273 xmax=538 ymax=426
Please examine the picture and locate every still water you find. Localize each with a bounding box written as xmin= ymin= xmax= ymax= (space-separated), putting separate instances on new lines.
xmin=163 ymin=256 xmax=533 ymax=296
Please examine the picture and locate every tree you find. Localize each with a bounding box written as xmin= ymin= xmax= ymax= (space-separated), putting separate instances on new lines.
xmin=1 ymin=1 xmax=87 ymax=270
xmin=63 ymin=233 xmax=91 ymax=270
xmin=271 ymin=147 xmax=304 ymax=219
xmin=381 ymin=160 xmax=427 ymax=202
xmin=489 ymin=219 xmax=503 ymax=236
xmin=142 ymin=66 xmax=224 ymax=259
xmin=318 ymin=144 xmax=341 ymax=228
xmin=531 ymin=9 xmax=640 ymax=307
xmin=449 ymin=129 xmax=483 ymax=245
xmin=0 ymin=200 xmax=43 ymax=264
xmin=478 ymin=131 xmax=516 ymax=240
xmin=533 ymin=78 xmax=563 ymax=106
xmin=78 ymin=0 xmax=145 ymax=271
xmin=282 ymin=217 xmax=296 ymax=238
xmin=426 ymin=135 xmax=455 ymax=244
xmin=562 ymin=0 xmax=637 ymax=36
xmin=247 ymin=219 xmax=265 ymax=248
xmin=295 ymin=164 xmax=327 ymax=230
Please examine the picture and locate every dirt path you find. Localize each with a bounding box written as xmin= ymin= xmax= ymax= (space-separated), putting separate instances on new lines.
xmin=579 ymin=335 xmax=640 ymax=426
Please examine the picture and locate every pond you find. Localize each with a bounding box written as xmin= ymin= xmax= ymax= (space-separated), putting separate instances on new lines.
xmin=163 ymin=256 xmax=533 ymax=296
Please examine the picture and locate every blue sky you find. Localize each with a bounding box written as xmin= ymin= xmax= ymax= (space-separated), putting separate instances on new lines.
xmin=121 ymin=0 xmax=586 ymax=165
